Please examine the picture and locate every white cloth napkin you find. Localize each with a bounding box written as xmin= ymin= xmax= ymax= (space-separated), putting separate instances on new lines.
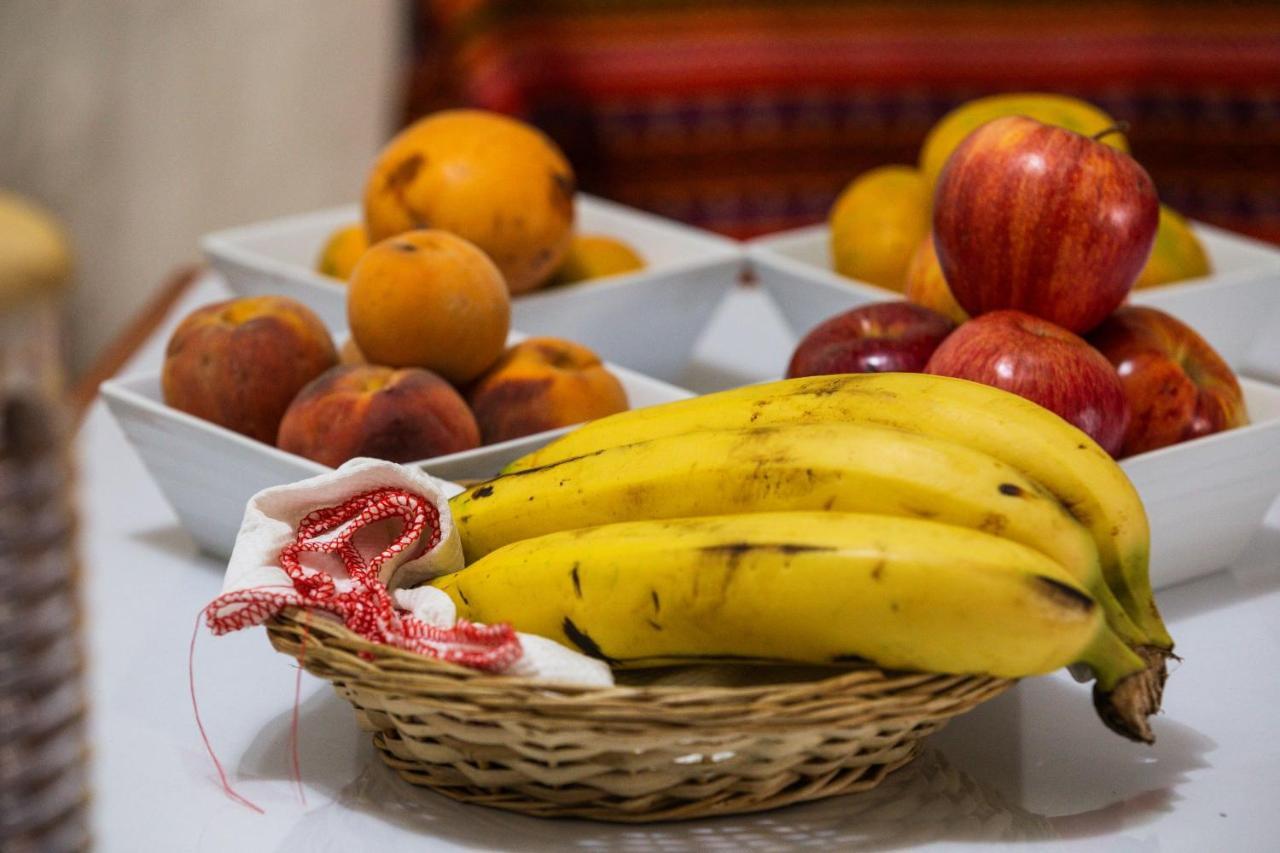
xmin=394 ymin=587 xmax=612 ymax=686
xmin=219 ymin=457 xmax=613 ymax=687
xmin=221 ymin=457 xmax=466 ymax=597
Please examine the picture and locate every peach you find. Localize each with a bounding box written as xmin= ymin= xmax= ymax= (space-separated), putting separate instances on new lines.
xmin=466 ymin=337 xmax=628 ymax=444
xmin=348 ymin=229 xmax=510 ymax=384
xmin=162 ymin=296 xmax=337 ymax=443
xmin=277 ymin=365 xmax=480 ymax=468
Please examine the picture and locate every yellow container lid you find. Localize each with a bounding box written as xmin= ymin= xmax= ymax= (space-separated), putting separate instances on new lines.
xmin=0 ymin=192 xmax=72 ymax=309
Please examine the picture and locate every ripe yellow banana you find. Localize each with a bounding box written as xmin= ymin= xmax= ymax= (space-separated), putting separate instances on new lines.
xmin=504 ymin=373 xmax=1171 ymax=656
xmin=455 ymin=421 xmax=1145 ymax=647
xmin=433 ymin=512 xmax=1155 ymax=740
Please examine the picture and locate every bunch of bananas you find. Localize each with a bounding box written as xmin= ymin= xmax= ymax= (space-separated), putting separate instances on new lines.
xmin=435 ymin=373 xmax=1172 ymax=742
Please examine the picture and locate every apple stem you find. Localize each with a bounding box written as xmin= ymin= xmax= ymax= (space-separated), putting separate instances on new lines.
xmin=1092 ymin=122 xmax=1131 ymax=143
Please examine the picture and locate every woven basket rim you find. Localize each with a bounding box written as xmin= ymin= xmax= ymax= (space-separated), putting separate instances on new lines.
xmin=267 ymin=606 xmax=1012 ymax=701
xmin=263 ymin=606 xmax=1016 ymax=822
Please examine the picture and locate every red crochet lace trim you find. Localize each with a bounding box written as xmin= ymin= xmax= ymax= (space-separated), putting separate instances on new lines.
xmin=203 ymin=486 xmax=520 ymax=671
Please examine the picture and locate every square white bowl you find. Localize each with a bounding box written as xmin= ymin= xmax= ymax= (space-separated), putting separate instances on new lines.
xmin=747 ymin=221 xmax=1280 ymax=379
xmin=202 ymin=195 xmax=743 ymax=382
xmin=102 ymin=364 xmax=692 ymax=559
xmin=1124 ymin=378 xmax=1280 ymax=588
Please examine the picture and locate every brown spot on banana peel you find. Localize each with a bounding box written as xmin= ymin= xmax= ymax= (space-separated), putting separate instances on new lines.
xmin=497 ymin=446 xmax=614 ymax=479
xmin=979 ymin=513 xmax=1008 ymax=535
xmin=1031 ymin=576 xmax=1096 ymax=614
xmin=831 ymin=654 xmax=873 ymax=664
xmin=701 ymin=542 xmax=836 ymax=557
xmin=998 ymin=483 xmax=1024 ymax=497
xmin=570 ymin=563 xmax=582 ymax=597
xmin=470 ymin=484 xmax=495 ymax=499
xmin=561 ymin=616 xmax=619 ymax=665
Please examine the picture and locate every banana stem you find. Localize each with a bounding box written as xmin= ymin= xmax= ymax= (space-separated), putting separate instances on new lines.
xmin=1081 ymin=626 xmax=1161 ymax=744
xmin=1079 ymin=625 xmax=1145 ymax=691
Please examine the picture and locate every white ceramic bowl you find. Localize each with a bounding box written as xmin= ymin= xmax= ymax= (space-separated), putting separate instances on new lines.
xmin=747 ymin=221 xmax=1280 ymax=379
xmin=1123 ymin=378 xmax=1280 ymax=588
xmin=202 ymin=195 xmax=742 ymax=382
xmin=102 ymin=364 xmax=692 ymax=558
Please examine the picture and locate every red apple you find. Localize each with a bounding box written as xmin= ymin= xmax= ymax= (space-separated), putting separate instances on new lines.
xmin=787 ymin=301 xmax=956 ymax=378
xmin=933 ymin=116 xmax=1159 ymax=334
xmin=1088 ymin=305 xmax=1248 ymax=456
xmin=924 ymin=310 xmax=1130 ymax=456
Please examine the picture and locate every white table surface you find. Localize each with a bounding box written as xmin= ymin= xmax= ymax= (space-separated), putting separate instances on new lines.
xmin=81 ymin=272 xmax=1280 ymax=852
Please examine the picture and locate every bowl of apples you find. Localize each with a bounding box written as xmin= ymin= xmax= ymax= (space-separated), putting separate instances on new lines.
xmin=776 ymin=107 xmax=1280 ymax=589
xmin=748 ymin=94 xmax=1280 ymax=383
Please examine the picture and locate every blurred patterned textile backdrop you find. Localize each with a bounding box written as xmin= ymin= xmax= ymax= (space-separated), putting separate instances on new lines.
xmin=406 ymin=0 xmax=1280 ymax=242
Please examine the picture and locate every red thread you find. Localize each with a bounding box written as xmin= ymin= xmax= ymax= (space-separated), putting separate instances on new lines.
xmin=291 ymin=652 xmax=305 ymax=807
xmin=195 ymin=486 xmax=523 ymax=812
xmin=189 ymin=611 xmax=264 ymax=814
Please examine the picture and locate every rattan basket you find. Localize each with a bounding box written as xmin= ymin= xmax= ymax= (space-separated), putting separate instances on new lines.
xmin=266 ymin=607 xmax=1012 ymax=823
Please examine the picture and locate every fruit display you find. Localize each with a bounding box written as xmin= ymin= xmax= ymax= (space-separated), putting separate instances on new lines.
xmin=924 ymin=310 xmax=1131 ymax=456
xmin=828 ymin=165 xmax=931 ymax=291
xmin=447 ymin=372 xmax=1171 ymax=742
xmin=161 ymin=295 xmax=337 ymax=443
xmin=550 ymin=234 xmax=646 ymax=285
xmin=786 ymin=302 xmax=955 ymax=378
xmin=435 ymin=512 xmax=1134 ymax=683
xmin=455 ymin=421 xmax=1121 ymax=620
xmin=347 ymin=229 xmax=511 ymax=385
xmin=807 ymin=93 xmax=1247 ymax=458
xmin=161 ymin=292 xmax=628 ymax=468
xmin=1090 ymin=306 xmax=1248 ymax=455
xmin=933 ymin=116 xmax=1158 ymax=335
xmin=505 ymin=373 xmax=1174 ymax=656
xmin=297 ymin=111 xmax=662 ymax=301
xmin=465 ymin=337 xmax=629 ymax=445
xmin=277 ymin=365 xmax=480 ymax=467
xmin=363 ymin=109 xmax=576 ymax=294
xmin=833 ymin=95 xmax=1211 ymax=304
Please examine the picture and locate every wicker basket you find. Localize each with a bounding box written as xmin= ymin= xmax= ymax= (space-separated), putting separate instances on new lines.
xmin=266 ymin=608 xmax=1012 ymax=823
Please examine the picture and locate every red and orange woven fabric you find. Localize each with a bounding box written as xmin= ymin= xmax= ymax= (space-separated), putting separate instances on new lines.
xmin=407 ymin=0 xmax=1280 ymax=243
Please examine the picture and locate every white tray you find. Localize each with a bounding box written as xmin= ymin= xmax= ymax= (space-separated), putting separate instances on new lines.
xmin=102 ymin=359 xmax=691 ymax=558
xmin=202 ymin=195 xmax=742 ymax=383
xmin=747 ymin=221 xmax=1280 ymax=380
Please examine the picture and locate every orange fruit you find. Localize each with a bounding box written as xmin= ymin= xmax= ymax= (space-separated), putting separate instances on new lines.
xmin=347 ymin=230 xmax=510 ymax=384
